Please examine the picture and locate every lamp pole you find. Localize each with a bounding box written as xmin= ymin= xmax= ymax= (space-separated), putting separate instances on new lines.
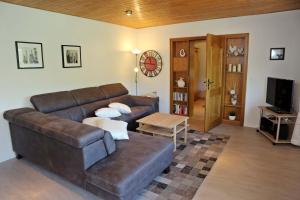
xmin=132 ymin=48 xmax=141 ymax=96
xmin=134 ymin=54 xmax=138 ymax=95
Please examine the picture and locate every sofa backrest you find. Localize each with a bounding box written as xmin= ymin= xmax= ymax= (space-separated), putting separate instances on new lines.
xmin=31 ymin=91 xmax=77 ymax=113
xmin=30 ymin=83 xmax=129 ymax=122
xmin=99 ymin=83 xmax=128 ymax=99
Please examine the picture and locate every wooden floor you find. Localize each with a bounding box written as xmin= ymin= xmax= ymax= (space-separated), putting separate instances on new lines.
xmin=193 ymin=124 xmax=300 ymax=200
xmin=189 ymin=99 xmax=205 ymax=132
xmin=0 ymin=124 xmax=300 ymax=200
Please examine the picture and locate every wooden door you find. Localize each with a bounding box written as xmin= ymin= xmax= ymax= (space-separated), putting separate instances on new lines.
xmin=205 ymin=34 xmax=223 ymax=131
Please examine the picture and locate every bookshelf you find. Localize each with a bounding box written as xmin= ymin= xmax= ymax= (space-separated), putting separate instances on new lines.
xmin=222 ymin=33 xmax=249 ymax=126
xmin=170 ymin=40 xmax=190 ymax=116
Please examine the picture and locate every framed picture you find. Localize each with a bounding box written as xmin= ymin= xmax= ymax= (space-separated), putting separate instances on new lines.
xmin=15 ymin=41 xmax=44 ymax=69
xmin=270 ymin=48 xmax=285 ymax=60
xmin=61 ymin=45 xmax=82 ymax=68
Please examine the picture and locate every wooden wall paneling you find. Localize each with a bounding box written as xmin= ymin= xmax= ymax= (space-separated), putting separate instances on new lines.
xmin=173 ymin=58 xmax=188 ymax=71
xmin=3 ymin=0 xmax=300 ymax=28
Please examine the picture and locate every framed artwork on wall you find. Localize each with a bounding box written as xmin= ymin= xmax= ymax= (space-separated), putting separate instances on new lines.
xmin=15 ymin=41 xmax=44 ymax=69
xmin=61 ymin=45 xmax=82 ymax=68
xmin=270 ymin=48 xmax=285 ymax=60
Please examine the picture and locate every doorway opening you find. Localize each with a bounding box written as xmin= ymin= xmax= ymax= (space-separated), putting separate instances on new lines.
xmin=171 ymin=34 xmax=247 ymax=132
xmin=189 ymin=40 xmax=206 ymax=132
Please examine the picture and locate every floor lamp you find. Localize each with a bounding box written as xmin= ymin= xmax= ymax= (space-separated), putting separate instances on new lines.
xmin=132 ymin=48 xmax=141 ymax=95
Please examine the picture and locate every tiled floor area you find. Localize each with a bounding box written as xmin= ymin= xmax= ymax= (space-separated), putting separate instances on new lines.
xmin=0 ymin=124 xmax=300 ymax=200
xmin=139 ymin=130 xmax=229 ymax=200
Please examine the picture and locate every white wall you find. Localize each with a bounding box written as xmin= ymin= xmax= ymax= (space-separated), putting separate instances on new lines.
xmin=1 ymin=3 xmax=299 ymax=163
xmin=0 ymin=2 xmax=137 ymax=162
xmin=136 ymin=10 xmax=300 ymax=128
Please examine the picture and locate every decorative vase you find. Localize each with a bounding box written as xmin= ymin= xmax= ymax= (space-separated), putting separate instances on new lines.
xmin=231 ymin=99 xmax=237 ymax=105
xmin=237 ymin=47 xmax=244 ymax=55
xmin=229 ymin=115 xmax=236 ymax=121
xmin=176 ymin=77 xmax=185 ymax=88
xmin=229 ymin=45 xmax=237 ymax=55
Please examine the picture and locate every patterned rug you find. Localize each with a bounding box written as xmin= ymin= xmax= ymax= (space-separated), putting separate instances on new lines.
xmin=137 ymin=129 xmax=230 ymax=200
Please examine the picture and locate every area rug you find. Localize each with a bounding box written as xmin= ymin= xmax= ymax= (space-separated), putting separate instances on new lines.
xmin=137 ymin=129 xmax=230 ymax=200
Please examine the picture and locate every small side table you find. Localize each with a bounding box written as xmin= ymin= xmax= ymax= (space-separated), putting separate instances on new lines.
xmin=136 ymin=112 xmax=188 ymax=151
xmin=257 ymin=106 xmax=297 ymax=144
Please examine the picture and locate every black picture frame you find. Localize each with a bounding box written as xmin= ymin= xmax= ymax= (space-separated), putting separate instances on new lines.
xmin=270 ymin=48 xmax=285 ymax=60
xmin=15 ymin=41 xmax=44 ymax=69
xmin=61 ymin=45 xmax=82 ymax=68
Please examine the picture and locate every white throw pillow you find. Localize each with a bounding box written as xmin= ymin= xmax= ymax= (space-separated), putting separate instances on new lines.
xmin=95 ymin=107 xmax=121 ymax=118
xmin=109 ymin=102 xmax=131 ymax=114
xmin=83 ymin=117 xmax=129 ymax=140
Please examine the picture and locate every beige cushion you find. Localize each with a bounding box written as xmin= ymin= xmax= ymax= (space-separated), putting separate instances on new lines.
xmin=83 ymin=117 xmax=129 ymax=140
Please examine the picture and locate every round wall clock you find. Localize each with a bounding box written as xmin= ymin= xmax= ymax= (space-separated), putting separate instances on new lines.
xmin=139 ymin=50 xmax=162 ymax=77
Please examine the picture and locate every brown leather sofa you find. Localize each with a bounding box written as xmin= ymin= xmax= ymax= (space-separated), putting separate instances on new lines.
xmin=4 ymin=83 xmax=174 ymax=200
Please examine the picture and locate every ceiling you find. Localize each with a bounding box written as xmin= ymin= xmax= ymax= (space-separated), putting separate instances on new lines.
xmin=3 ymin=0 xmax=300 ymax=28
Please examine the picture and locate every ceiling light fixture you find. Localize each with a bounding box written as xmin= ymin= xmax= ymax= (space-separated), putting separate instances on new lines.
xmin=125 ymin=10 xmax=133 ymax=16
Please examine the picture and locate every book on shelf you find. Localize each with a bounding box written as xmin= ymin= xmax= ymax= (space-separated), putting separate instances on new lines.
xmin=173 ymin=92 xmax=188 ymax=101
xmin=173 ymin=104 xmax=188 ymax=115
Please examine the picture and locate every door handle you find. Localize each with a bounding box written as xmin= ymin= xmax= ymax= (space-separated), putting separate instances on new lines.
xmin=207 ymin=79 xmax=214 ymax=90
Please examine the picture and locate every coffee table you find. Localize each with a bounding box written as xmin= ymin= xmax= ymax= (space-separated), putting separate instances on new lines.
xmin=136 ymin=112 xmax=189 ymax=151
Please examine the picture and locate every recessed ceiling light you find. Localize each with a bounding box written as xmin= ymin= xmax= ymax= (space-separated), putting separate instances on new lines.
xmin=125 ymin=10 xmax=133 ymax=16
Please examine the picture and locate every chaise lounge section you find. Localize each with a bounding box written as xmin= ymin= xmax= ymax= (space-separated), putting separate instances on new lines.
xmin=3 ymin=83 xmax=174 ymax=200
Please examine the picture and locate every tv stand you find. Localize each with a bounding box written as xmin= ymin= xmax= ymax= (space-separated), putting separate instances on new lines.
xmin=257 ymin=106 xmax=297 ymax=144
xmin=266 ymin=106 xmax=291 ymax=114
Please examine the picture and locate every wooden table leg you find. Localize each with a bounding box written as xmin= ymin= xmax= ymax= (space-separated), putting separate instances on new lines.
xmin=275 ymin=117 xmax=281 ymax=143
xmin=138 ymin=123 xmax=141 ymax=133
xmin=173 ymin=126 xmax=177 ymax=152
xmin=184 ymin=119 xmax=188 ymax=144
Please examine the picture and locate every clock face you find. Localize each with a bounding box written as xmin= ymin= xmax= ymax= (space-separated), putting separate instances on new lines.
xmin=139 ymin=50 xmax=162 ymax=77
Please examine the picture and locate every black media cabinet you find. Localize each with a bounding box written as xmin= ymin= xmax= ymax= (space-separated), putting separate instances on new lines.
xmin=257 ymin=106 xmax=297 ymax=145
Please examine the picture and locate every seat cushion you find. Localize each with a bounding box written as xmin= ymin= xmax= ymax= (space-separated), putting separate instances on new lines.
xmin=85 ymin=132 xmax=174 ymax=199
xmin=113 ymin=106 xmax=153 ymax=123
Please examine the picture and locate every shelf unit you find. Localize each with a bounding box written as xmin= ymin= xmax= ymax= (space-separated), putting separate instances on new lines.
xmin=257 ymin=106 xmax=297 ymax=144
xmin=170 ymin=40 xmax=190 ymax=116
xmin=222 ymin=34 xmax=249 ymax=126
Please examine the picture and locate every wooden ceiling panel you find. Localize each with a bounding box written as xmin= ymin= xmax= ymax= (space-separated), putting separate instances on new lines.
xmin=2 ymin=0 xmax=300 ymax=28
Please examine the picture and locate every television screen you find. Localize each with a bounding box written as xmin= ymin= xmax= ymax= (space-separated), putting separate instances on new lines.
xmin=266 ymin=77 xmax=294 ymax=112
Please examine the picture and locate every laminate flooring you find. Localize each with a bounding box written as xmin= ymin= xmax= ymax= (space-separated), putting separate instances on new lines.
xmin=1 ymin=124 xmax=300 ymax=200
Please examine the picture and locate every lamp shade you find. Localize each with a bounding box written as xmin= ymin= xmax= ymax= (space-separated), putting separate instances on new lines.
xmin=131 ymin=48 xmax=141 ymax=55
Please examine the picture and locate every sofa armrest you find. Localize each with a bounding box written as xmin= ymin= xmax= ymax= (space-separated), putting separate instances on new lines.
xmin=4 ymin=108 xmax=110 ymax=149
xmin=3 ymin=107 xmax=36 ymax=122
xmin=130 ymin=96 xmax=159 ymax=112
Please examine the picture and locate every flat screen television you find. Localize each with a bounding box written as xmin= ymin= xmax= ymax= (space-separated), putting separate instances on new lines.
xmin=266 ymin=77 xmax=294 ymax=113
